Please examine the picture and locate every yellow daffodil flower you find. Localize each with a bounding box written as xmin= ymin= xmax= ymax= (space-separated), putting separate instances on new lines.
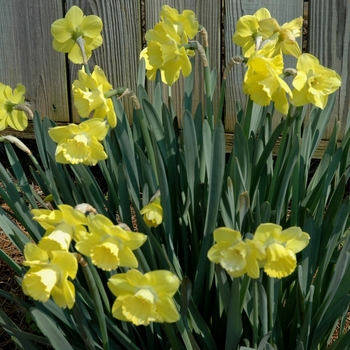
xmin=140 ymin=197 xmax=163 ymax=227
xmin=108 ymin=269 xmax=180 ymax=325
xmin=253 ymin=223 xmax=310 ymax=278
xmin=72 ymin=65 xmax=117 ymax=128
xmin=207 ymin=227 xmax=266 ymax=278
xmin=160 ymin=5 xmax=199 ymax=41
xmin=142 ymin=22 xmax=192 ymax=85
xmin=31 ymin=205 xmax=88 ymax=252
xmin=51 ymin=5 xmax=103 ymax=64
xmin=232 ymin=8 xmax=271 ymax=57
xmin=243 ymin=54 xmax=292 ymax=115
xmin=140 ymin=48 xmax=162 ymax=81
xmin=259 ymin=17 xmax=303 ymax=58
xmin=291 ymin=53 xmax=342 ymax=109
xmin=0 ymin=83 xmax=28 ymax=131
xmin=48 ymin=118 xmax=109 ymax=166
xmin=75 ymin=214 xmax=147 ymax=271
xmin=22 ymin=243 xmax=78 ymax=309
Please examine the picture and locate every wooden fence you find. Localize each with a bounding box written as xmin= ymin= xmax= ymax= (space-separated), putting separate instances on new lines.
xmin=0 ymin=0 xmax=349 ymax=140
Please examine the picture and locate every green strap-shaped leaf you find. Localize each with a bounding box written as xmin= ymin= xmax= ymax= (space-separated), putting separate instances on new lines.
xmin=30 ymin=308 xmax=75 ymax=350
xmin=142 ymin=98 xmax=167 ymax=162
xmin=4 ymin=143 xmax=38 ymax=209
xmin=193 ymin=120 xmax=225 ymax=303
xmin=183 ymin=110 xmax=200 ymax=217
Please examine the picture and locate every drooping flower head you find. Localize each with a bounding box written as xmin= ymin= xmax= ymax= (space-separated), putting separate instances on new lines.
xmin=108 ymin=269 xmax=180 ymax=325
xmin=208 ymin=227 xmax=266 ymax=278
xmin=232 ymin=8 xmax=271 ymax=58
xmin=51 ymin=5 xmax=103 ymax=64
xmin=72 ymin=65 xmax=117 ymax=128
xmin=291 ymin=53 xmax=342 ymax=109
xmin=22 ymin=243 xmax=78 ymax=309
xmin=142 ymin=23 xmax=192 ymax=86
xmin=140 ymin=197 xmax=163 ymax=228
xmin=48 ymin=118 xmax=109 ymax=166
xmin=253 ymin=223 xmax=310 ymax=278
xmin=31 ymin=204 xmax=88 ymax=252
xmin=243 ymin=52 xmax=292 ymax=115
xmin=75 ymin=214 xmax=147 ymax=271
xmin=160 ymin=5 xmax=199 ymax=41
xmin=0 ymin=83 xmax=28 ymax=131
xmin=233 ymin=8 xmax=302 ymax=59
xmin=259 ymin=16 xmax=303 ymax=58
xmin=141 ymin=6 xmax=198 ymax=86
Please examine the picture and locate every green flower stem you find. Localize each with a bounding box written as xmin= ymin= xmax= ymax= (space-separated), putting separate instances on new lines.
xmin=76 ymin=36 xmax=89 ymax=68
xmin=218 ymin=56 xmax=244 ymax=123
xmin=217 ymin=78 xmax=226 ymax=123
xmin=87 ymin=257 xmax=110 ymax=312
xmin=168 ymin=85 xmax=172 ymax=98
xmin=135 ymin=107 xmax=158 ymax=184
xmin=186 ymin=40 xmax=214 ymax=129
xmin=291 ymin=108 xmax=304 ymax=224
xmin=240 ymin=274 xmax=251 ymax=313
xmin=266 ymin=107 xmax=293 ymax=210
xmin=83 ymin=63 xmax=91 ymax=76
xmin=72 ymin=301 xmax=95 ymax=350
xmin=253 ymin=279 xmax=259 ymax=348
xmin=291 ymin=156 xmax=300 ymax=226
xmin=225 ymin=278 xmax=242 ymax=350
xmin=267 ymin=106 xmax=304 ymax=212
xmin=204 ymin=62 xmax=214 ymax=130
xmin=104 ymin=88 xmax=129 ymax=99
xmin=28 ymin=153 xmax=64 ymax=205
xmin=243 ymin=98 xmax=254 ymax=137
xmin=268 ymin=277 xmax=275 ymax=332
xmin=78 ymin=254 xmax=109 ymax=350
xmin=162 ymin=323 xmax=186 ymax=350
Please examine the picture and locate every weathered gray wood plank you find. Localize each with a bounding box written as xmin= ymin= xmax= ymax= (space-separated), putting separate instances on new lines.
xmin=224 ymin=0 xmax=304 ymax=132
xmin=0 ymin=0 xmax=69 ymax=123
xmin=144 ymin=0 xmax=221 ymax=126
xmin=66 ymin=0 xmax=142 ymax=123
xmin=308 ymin=0 xmax=350 ymax=139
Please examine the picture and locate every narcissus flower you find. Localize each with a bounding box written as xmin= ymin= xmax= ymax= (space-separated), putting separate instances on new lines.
xmin=108 ymin=269 xmax=180 ymax=325
xmin=291 ymin=53 xmax=342 ymax=109
xmin=75 ymin=214 xmax=147 ymax=271
xmin=31 ymin=205 xmax=88 ymax=252
xmin=51 ymin=5 xmax=103 ymax=64
xmin=142 ymin=22 xmax=192 ymax=86
xmin=72 ymin=65 xmax=117 ymax=128
xmin=22 ymin=243 xmax=78 ymax=309
xmin=208 ymin=227 xmax=266 ymax=278
xmin=160 ymin=5 xmax=199 ymax=41
xmin=253 ymin=223 xmax=310 ymax=278
xmin=48 ymin=118 xmax=109 ymax=166
xmin=140 ymin=197 xmax=163 ymax=227
xmin=243 ymin=54 xmax=292 ymax=114
xmin=0 ymin=83 xmax=28 ymax=131
xmin=141 ymin=5 xmax=198 ymax=86
xmin=232 ymin=8 xmax=271 ymax=57
xmin=259 ymin=16 xmax=303 ymax=58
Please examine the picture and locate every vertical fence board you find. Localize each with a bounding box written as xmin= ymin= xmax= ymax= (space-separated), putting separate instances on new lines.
xmin=0 ymin=0 xmax=69 ymax=124
xmin=224 ymin=0 xmax=303 ymax=132
xmin=0 ymin=0 xmax=348 ymax=141
xmin=66 ymin=0 xmax=142 ymax=123
xmin=308 ymin=0 xmax=350 ymax=139
xmin=144 ymin=0 xmax=221 ymax=126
